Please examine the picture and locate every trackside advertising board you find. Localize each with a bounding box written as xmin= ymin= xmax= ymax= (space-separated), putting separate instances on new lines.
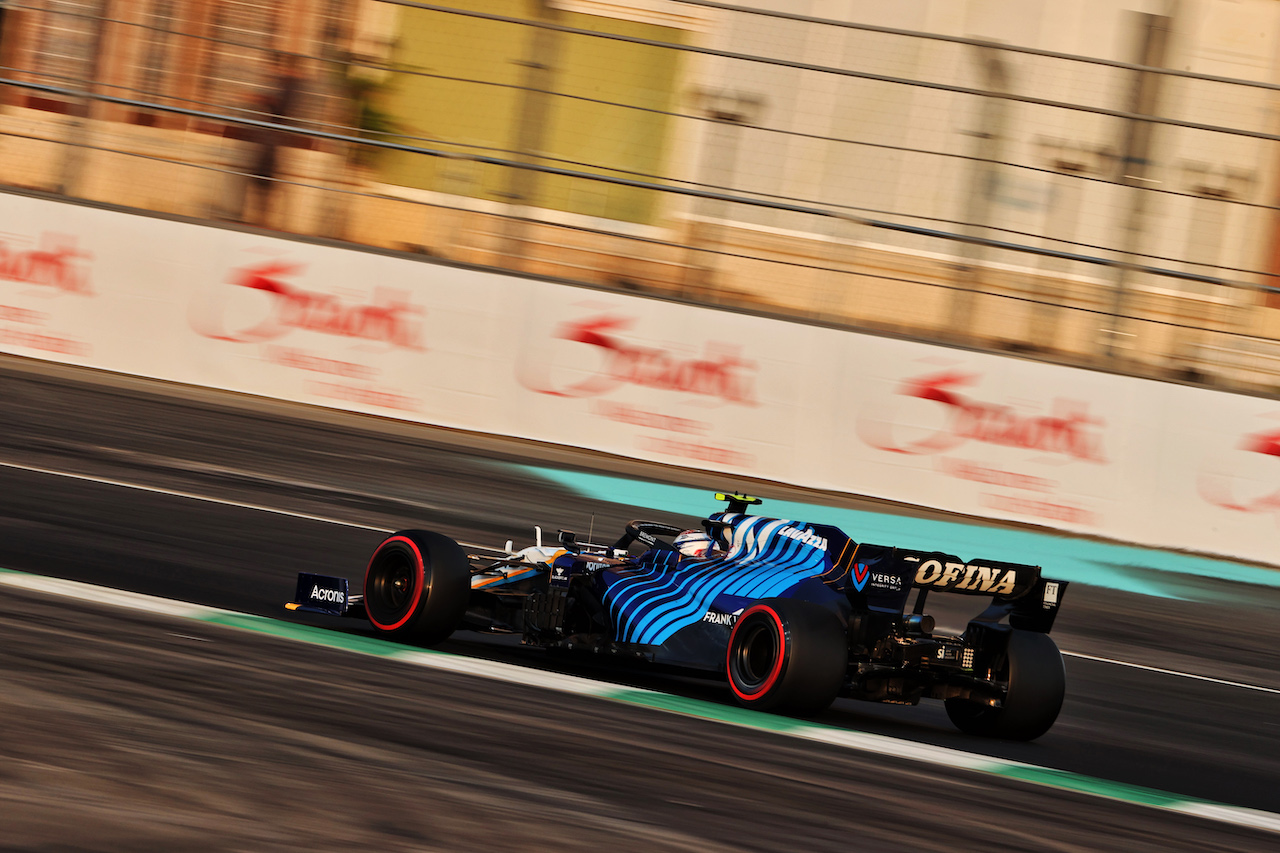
xmin=0 ymin=194 xmax=1277 ymax=565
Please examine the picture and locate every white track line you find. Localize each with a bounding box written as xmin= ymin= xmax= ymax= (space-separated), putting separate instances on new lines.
xmin=0 ymin=459 xmax=389 ymax=532
xmin=1063 ymin=651 xmax=1280 ymax=696
xmin=4 ymin=458 xmax=1278 ymax=697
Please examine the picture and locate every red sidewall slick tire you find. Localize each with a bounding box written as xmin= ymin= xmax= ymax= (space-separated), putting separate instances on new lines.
xmin=726 ymin=598 xmax=846 ymax=716
xmin=363 ymin=530 xmax=470 ymax=645
xmin=727 ymin=604 xmax=787 ymax=704
xmin=365 ymin=535 xmax=425 ymax=633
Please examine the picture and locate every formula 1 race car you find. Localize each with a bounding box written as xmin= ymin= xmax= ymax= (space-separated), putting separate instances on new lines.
xmin=288 ymin=493 xmax=1069 ymax=740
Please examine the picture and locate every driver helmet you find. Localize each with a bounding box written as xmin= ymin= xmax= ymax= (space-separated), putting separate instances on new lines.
xmin=674 ymin=529 xmax=718 ymax=558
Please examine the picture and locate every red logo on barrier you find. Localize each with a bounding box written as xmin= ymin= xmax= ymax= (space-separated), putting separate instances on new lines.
xmin=1244 ymin=429 xmax=1280 ymax=458
xmin=1200 ymin=428 xmax=1280 ymax=515
xmin=521 ymin=313 xmax=757 ymax=405
xmin=191 ymin=260 xmax=424 ymax=349
xmin=859 ymin=371 xmax=1107 ymax=462
xmin=0 ymin=233 xmax=92 ymax=295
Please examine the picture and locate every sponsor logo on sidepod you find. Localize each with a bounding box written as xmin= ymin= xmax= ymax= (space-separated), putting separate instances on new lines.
xmin=780 ymin=525 xmax=828 ymax=550
xmin=851 ymin=562 xmax=870 ymax=591
xmin=870 ymin=572 xmax=902 ymax=592
xmin=703 ymin=608 xmax=744 ymax=627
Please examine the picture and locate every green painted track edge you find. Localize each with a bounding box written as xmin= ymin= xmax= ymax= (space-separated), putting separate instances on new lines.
xmin=2 ymin=567 xmax=1278 ymax=836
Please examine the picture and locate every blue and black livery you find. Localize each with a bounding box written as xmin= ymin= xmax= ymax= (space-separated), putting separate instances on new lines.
xmin=289 ymin=492 xmax=1070 ymax=740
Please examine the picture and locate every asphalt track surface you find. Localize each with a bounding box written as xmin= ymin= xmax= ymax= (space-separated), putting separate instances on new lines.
xmin=1 ymin=358 xmax=1278 ymax=851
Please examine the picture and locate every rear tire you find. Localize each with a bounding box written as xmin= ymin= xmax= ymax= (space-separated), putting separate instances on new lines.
xmin=726 ymin=598 xmax=847 ymax=715
xmin=363 ymin=530 xmax=470 ymax=645
xmin=945 ymin=629 xmax=1066 ymax=741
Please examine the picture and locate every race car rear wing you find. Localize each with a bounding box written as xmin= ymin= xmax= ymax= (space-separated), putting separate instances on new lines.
xmin=846 ymin=544 xmax=1067 ymax=634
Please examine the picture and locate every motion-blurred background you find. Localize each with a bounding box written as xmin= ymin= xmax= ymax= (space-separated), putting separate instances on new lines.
xmin=2 ymin=0 xmax=1279 ymax=393
xmin=4 ymin=6 xmax=1280 ymax=849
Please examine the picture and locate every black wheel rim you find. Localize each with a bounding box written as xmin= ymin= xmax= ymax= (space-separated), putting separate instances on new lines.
xmin=731 ymin=620 xmax=779 ymax=691
xmin=370 ymin=548 xmax=416 ymax=621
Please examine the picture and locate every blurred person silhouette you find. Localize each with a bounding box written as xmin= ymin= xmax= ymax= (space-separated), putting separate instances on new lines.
xmin=241 ymin=53 xmax=304 ymax=227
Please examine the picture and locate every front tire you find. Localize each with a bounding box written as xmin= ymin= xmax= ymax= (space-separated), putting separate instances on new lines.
xmin=945 ymin=629 xmax=1066 ymax=741
xmin=363 ymin=530 xmax=470 ymax=645
xmin=726 ymin=598 xmax=847 ymax=715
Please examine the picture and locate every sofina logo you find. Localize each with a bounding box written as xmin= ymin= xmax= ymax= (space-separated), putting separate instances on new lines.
xmin=190 ymin=260 xmax=425 ymax=349
xmin=857 ymin=370 xmax=1107 ymax=462
xmin=913 ymin=560 xmax=1018 ymax=595
xmin=519 ymin=313 xmax=757 ymax=405
xmin=0 ymin=233 xmax=92 ymax=295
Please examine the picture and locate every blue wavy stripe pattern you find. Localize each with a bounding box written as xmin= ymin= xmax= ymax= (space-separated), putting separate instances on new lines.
xmin=605 ymin=515 xmax=832 ymax=646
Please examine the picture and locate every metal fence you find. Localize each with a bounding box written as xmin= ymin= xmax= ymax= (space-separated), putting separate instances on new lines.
xmin=2 ymin=0 xmax=1279 ymax=396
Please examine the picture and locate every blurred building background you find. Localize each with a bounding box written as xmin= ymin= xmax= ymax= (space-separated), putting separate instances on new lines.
xmin=2 ymin=0 xmax=1280 ymax=394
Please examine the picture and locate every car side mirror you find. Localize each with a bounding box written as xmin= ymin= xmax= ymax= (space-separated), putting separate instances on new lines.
xmin=558 ymin=529 xmax=581 ymax=553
